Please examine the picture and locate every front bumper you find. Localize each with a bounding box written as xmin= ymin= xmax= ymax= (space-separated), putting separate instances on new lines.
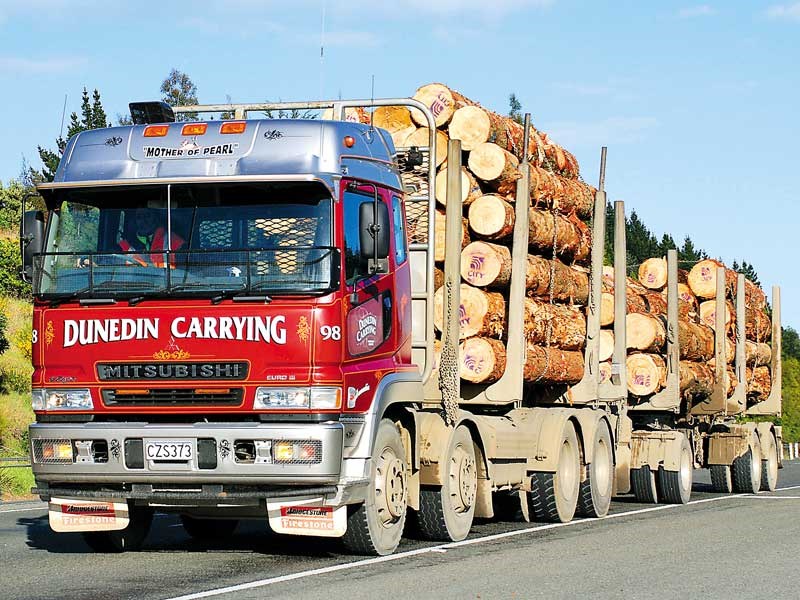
xmin=30 ymin=421 xmax=370 ymax=506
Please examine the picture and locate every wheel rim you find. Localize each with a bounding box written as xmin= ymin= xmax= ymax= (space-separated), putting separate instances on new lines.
xmin=679 ymin=447 xmax=692 ymax=492
xmin=449 ymin=443 xmax=477 ymax=513
xmin=374 ymin=445 xmax=407 ymax=526
xmin=750 ymin=440 xmax=762 ymax=487
xmin=594 ymin=437 xmax=612 ymax=497
xmin=559 ymin=438 xmax=579 ymax=499
xmin=767 ymin=439 xmax=778 ymax=484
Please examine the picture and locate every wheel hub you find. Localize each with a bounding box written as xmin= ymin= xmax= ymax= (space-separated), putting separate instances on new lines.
xmin=449 ymin=446 xmax=477 ymax=512
xmin=375 ymin=449 xmax=407 ymax=523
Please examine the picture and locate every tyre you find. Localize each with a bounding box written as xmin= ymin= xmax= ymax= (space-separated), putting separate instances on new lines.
xmin=82 ymin=505 xmax=154 ymax=553
xmin=658 ymin=435 xmax=693 ymax=504
xmin=528 ymin=421 xmax=580 ymax=523
xmin=760 ymin=433 xmax=779 ymax=492
xmin=417 ymin=425 xmax=478 ymax=541
xmin=630 ymin=465 xmax=658 ymax=503
xmin=576 ymin=423 xmax=614 ymax=518
xmin=342 ymin=419 xmax=408 ymax=556
xmin=710 ymin=465 xmax=733 ymax=493
xmin=732 ymin=434 xmax=762 ymax=494
xmin=181 ymin=515 xmax=239 ymax=540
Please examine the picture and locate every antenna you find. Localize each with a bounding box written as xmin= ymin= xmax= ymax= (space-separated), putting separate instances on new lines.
xmin=59 ymin=94 xmax=68 ymax=139
xmin=319 ymin=0 xmax=327 ymax=100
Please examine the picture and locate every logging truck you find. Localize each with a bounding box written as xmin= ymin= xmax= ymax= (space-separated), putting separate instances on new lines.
xmin=21 ymin=87 xmax=782 ymax=556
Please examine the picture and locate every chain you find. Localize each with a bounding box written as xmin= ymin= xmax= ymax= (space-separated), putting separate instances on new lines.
xmin=439 ymin=279 xmax=460 ymax=426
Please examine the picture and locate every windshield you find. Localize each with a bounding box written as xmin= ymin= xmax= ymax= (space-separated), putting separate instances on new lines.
xmin=35 ymin=182 xmax=337 ymax=299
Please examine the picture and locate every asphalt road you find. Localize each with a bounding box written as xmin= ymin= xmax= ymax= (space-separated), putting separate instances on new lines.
xmin=2 ymin=463 xmax=799 ymax=600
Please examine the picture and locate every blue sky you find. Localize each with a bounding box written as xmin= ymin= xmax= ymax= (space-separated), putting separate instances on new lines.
xmin=1 ymin=0 xmax=798 ymax=327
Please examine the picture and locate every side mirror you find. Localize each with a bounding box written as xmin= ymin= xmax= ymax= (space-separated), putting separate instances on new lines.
xmin=359 ymin=200 xmax=390 ymax=273
xmin=20 ymin=210 xmax=45 ymax=283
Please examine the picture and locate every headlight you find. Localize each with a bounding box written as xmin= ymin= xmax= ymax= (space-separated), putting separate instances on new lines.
xmin=32 ymin=388 xmax=93 ymax=411
xmin=254 ymin=387 xmax=341 ymax=410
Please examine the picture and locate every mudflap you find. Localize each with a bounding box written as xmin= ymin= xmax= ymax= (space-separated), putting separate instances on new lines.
xmin=267 ymin=497 xmax=347 ymax=538
xmin=49 ymin=498 xmax=130 ymax=533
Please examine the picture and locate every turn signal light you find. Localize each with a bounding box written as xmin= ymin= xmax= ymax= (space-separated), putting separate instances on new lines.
xmin=220 ymin=122 xmax=246 ymax=134
xmin=181 ymin=123 xmax=208 ymax=136
xmin=343 ymin=136 xmax=356 ymax=148
xmin=143 ymin=125 xmax=169 ymax=137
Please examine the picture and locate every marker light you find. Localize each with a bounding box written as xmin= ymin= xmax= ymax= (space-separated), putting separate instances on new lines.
xmin=143 ymin=125 xmax=169 ymax=137
xmin=181 ymin=123 xmax=208 ymax=136
xmin=343 ymin=136 xmax=356 ymax=148
xmin=220 ymin=121 xmax=247 ymax=134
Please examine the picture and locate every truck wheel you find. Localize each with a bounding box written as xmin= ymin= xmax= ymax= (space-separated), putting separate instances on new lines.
xmin=342 ymin=419 xmax=408 ymax=556
xmin=417 ymin=425 xmax=477 ymax=541
xmin=732 ymin=434 xmax=762 ymax=494
xmin=760 ymin=433 xmax=779 ymax=492
xmin=529 ymin=421 xmax=580 ymax=523
xmin=710 ymin=465 xmax=733 ymax=493
xmin=181 ymin=515 xmax=239 ymax=540
xmin=82 ymin=505 xmax=154 ymax=553
xmin=630 ymin=465 xmax=658 ymax=503
xmin=576 ymin=423 xmax=613 ymax=518
xmin=658 ymin=436 xmax=693 ymax=504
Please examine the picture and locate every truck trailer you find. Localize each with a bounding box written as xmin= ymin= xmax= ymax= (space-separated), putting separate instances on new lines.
xmin=21 ymin=95 xmax=781 ymax=556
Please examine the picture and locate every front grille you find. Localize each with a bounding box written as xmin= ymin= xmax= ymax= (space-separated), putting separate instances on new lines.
xmin=102 ymin=388 xmax=244 ymax=407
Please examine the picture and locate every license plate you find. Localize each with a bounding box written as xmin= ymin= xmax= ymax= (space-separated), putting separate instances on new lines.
xmin=145 ymin=440 xmax=194 ymax=461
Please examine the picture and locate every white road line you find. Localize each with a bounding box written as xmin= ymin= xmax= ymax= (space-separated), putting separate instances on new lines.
xmin=161 ymin=492 xmax=759 ymax=600
xmin=742 ymin=495 xmax=800 ymax=499
xmin=0 ymin=504 xmax=46 ymax=515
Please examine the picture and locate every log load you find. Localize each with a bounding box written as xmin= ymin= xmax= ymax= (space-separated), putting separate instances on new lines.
xmin=678 ymin=320 xmax=714 ymax=362
xmin=699 ymin=300 xmax=733 ymax=333
xmin=459 ymin=337 xmax=507 ymax=384
xmin=528 ymin=167 xmax=595 ymax=220
xmin=599 ymin=360 xmax=613 ymax=384
xmin=448 ymin=105 xmax=513 ymax=152
xmin=745 ymin=341 xmax=772 ymax=367
xmin=679 ymin=361 xmax=715 ymax=399
xmin=433 ymin=209 xmax=470 ymax=263
xmin=468 ymin=142 xmax=521 ymax=190
xmin=528 ymin=208 xmax=591 ymax=264
xmin=524 ymin=255 xmax=589 ymax=304
xmin=626 ymin=313 xmax=667 ymax=353
xmin=523 ymin=299 xmax=586 ymax=350
xmin=599 ymin=289 xmax=648 ymax=326
xmin=523 ymin=344 xmax=584 ymax=384
xmin=662 ymin=283 xmax=699 ymax=320
xmin=627 ymin=353 xmax=666 ymax=396
xmin=745 ymin=307 xmax=772 ymax=342
xmin=460 ymin=241 xmax=512 ymax=288
xmin=599 ymin=329 xmax=615 ymax=362
xmin=372 ymin=105 xmax=417 ymax=147
xmin=638 ymin=257 xmax=668 ymax=290
xmin=687 ymin=259 xmax=767 ymax=309
xmin=747 ymin=366 xmax=772 ymax=400
xmin=433 ymin=284 xmax=506 ymax=339
xmin=404 ymin=127 xmax=449 ymax=167
xmin=467 ymin=194 xmax=515 ymax=241
xmin=435 ymin=167 xmax=482 ymax=207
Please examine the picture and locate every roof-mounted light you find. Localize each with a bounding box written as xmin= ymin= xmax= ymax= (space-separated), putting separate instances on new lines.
xmin=181 ymin=123 xmax=208 ymax=136
xmin=220 ymin=122 xmax=247 ymax=134
xmin=143 ymin=125 xmax=169 ymax=137
xmin=129 ymin=101 xmax=175 ymax=125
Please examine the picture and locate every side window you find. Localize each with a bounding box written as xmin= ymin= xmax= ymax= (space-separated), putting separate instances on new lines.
xmin=392 ymin=195 xmax=407 ymax=265
xmin=343 ymin=190 xmax=371 ymax=285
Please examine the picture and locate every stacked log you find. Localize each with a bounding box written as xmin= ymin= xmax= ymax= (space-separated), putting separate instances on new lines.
xmin=398 ymin=83 xmax=592 ymax=386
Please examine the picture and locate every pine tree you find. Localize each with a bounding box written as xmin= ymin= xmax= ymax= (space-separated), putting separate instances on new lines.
xmin=161 ymin=69 xmax=199 ymax=122
xmin=625 ymin=210 xmax=659 ymax=266
xmin=679 ymin=235 xmax=706 ymax=264
xmin=734 ymin=260 xmax=761 ymax=287
xmin=508 ymin=93 xmax=523 ymax=125
xmin=783 ymin=326 xmax=800 ymax=361
xmin=36 ymin=88 xmax=110 ymax=182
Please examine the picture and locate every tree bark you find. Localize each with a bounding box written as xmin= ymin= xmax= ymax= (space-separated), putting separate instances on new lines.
xmin=528 ymin=208 xmax=591 ymax=264
xmin=679 ymin=361 xmax=714 ymax=399
xmin=459 ymin=337 xmax=507 ymax=383
xmin=745 ymin=341 xmax=772 ymax=367
xmin=525 ymin=255 xmax=589 ymax=304
xmin=638 ymin=257 xmax=667 ymax=290
xmin=467 ymin=194 xmax=515 ymax=241
xmin=745 ymin=307 xmax=772 ymax=342
xmin=747 ymin=366 xmax=772 ymax=401
xmin=663 ymin=283 xmax=699 ymax=320
xmin=460 ymin=241 xmax=512 ymax=288
xmin=523 ymin=344 xmax=584 ymax=384
xmin=626 ymin=313 xmax=667 ymax=352
xmin=678 ymin=320 xmax=714 ymax=361
xmin=435 ymin=166 xmax=482 ymax=207
xmin=528 ymin=166 xmax=595 ymax=219
xmin=468 ymin=142 xmax=521 ymax=189
xmin=434 ymin=283 xmax=506 ymax=339
xmin=627 ymin=353 xmax=666 ymax=396
xmin=523 ymin=298 xmax=587 ymax=350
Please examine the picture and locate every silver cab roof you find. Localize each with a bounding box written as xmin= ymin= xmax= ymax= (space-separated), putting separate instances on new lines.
xmin=38 ymin=119 xmax=402 ymax=195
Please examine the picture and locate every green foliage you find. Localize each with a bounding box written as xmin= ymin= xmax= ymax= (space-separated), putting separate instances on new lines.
xmin=732 ymin=260 xmax=761 ymax=287
xmin=783 ymin=326 xmax=800 ymax=362
xmin=0 ymin=238 xmax=30 ymax=299
xmin=0 ymin=467 xmax=35 ymax=499
xmin=781 ymin=356 xmax=800 ymax=442
xmin=161 ymin=68 xmax=199 ymax=122
xmin=37 ymin=88 xmax=110 ymax=182
xmin=12 ymin=321 xmax=32 ymax=361
xmin=0 ymin=311 xmax=8 ymax=355
xmin=508 ymin=93 xmax=523 ymax=125
xmin=679 ymin=235 xmax=706 ymax=264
